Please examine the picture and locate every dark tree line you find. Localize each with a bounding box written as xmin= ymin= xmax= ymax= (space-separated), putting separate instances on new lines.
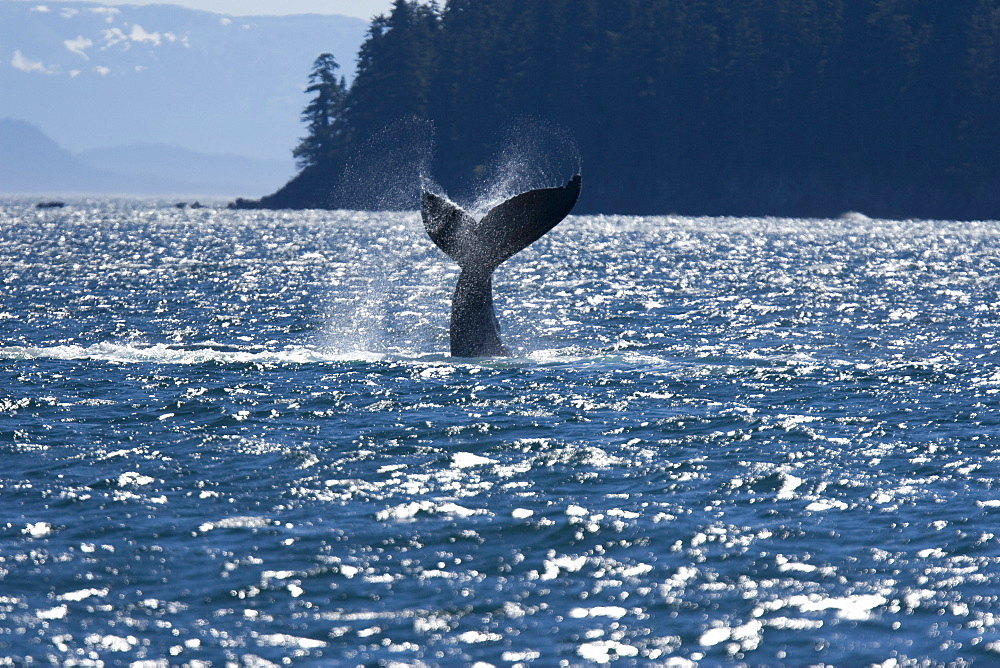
xmin=237 ymin=0 xmax=1000 ymax=219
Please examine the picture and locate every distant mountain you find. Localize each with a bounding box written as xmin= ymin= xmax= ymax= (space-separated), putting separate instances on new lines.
xmin=0 ymin=118 xmax=289 ymax=195
xmin=0 ymin=1 xmax=368 ymax=161
xmin=0 ymin=117 xmax=116 ymax=193
xmin=77 ymin=143 xmax=294 ymax=196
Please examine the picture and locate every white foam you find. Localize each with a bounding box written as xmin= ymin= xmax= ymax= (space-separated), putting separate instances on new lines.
xmin=805 ymin=499 xmax=848 ymax=511
xmin=787 ymin=593 xmax=887 ymax=620
xmin=539 ymin=555 xmax=587 ymax=580
xmin=413 ymin=615 xmax=450 ymax=633
xmin=36 ymin=605 xmax=68 ymax=620
xmin=457 ymin=630 xmax=502 ymax=643
xmin=0 ymin=342 xmax=384 ymax=366
xmin=577 ymin=640 xmax=639 ymax=662
xmin=607 ymin=508 xmax=641 ymax=519
xmin=698 ymin=620 xmax=762 ymax=651
xmin=84 ymin=633 xmax=137 ymax=652
xmin=778 ymin=561 xmax=818 ymax=573
xmin=23 ymin=522 xmax=53 ymax=538
xmin=698 ymin=626 xmax=730 ymax=647
xmin=58 ymin=588 xmax=108 ymax=602
xmin=451 ymin=452 xmax=496 ymax=468
xmin=766 ymin=616 xmax=824 ymax=630
xmin=502 ymin=650 xmax=540 ymax=661
xmin=620 ymin=563 xmax=653 ymax=577
xmin=118 ymin=471 xmax=154 ymax=486
xmin=255 ymin=633 xmax=326 ymax=649
xmin=568 ymin=606 xmax=628 ymax=619
xmin=376 ymin=500 xmax=486 ymax=521
xmin=198 ymin=516 xmax=271 ymax=532
xmin=916 ymin=547 xmax=946 ymax=558
xmin=776 ymin=471 xmax=804 ymax=499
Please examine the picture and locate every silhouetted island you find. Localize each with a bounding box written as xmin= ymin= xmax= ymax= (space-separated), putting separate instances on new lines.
xmin=234 ymin=0 xmax=1000 ymax=220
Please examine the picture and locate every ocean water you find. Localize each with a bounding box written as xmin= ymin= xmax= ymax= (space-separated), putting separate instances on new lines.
xmin=2 ymin=200 xmax=1000 ymax=666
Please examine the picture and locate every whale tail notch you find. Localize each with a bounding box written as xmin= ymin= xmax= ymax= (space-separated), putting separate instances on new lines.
xmin=421 ymin=175 xmax=581 ymax=357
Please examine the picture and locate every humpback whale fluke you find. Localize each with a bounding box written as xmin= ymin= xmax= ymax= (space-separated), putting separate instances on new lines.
xmin=422 ymin=175 xmax=582 ymax=357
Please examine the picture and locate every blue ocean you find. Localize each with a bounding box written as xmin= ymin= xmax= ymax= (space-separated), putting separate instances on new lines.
xmin=2 ymin=200 xmax=999 ymax=665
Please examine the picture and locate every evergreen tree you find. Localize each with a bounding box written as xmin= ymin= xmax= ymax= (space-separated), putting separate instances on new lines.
xmin=293 ymin=53 xmax=348 ymax=170
xmin=965 ymin=0 xmax=1000 ymax=175
xmin=243 ymin=0 xmax=1000 ymax=219
xmin=341 ymin=1 xmax=440 ymax=145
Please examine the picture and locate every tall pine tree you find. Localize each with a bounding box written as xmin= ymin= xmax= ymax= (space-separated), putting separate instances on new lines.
xmin=293 ymin=53 xmax=349 ymax=171
xmin=341 ymin=1 xmax=440 ymax=145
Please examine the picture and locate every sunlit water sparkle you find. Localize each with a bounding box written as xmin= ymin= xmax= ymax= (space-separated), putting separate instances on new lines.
xmin=3 ymin=200 xmax=1000 ymax=665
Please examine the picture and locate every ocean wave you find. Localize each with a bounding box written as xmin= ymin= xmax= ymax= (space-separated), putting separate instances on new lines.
xmin=0 ymin=342 xmax=387 ymax=365
xmin=0 ymin=341 xmax=683 ymax=369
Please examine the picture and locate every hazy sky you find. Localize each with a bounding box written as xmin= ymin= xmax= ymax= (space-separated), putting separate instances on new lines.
xmin=11 ymin=0 xmax=395 ymax=20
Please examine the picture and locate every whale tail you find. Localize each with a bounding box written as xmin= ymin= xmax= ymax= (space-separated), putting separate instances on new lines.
xmin=421 ymin=175 xmax=581 ymax=357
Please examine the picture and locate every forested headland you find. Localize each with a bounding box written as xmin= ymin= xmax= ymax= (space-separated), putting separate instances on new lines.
xmin=234 ymin=0 xmax=1000 ymax=219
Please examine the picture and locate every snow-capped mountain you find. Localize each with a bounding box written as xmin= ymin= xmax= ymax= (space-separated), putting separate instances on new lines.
xmin=0 ymin=1 xmax=368 ymax=162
